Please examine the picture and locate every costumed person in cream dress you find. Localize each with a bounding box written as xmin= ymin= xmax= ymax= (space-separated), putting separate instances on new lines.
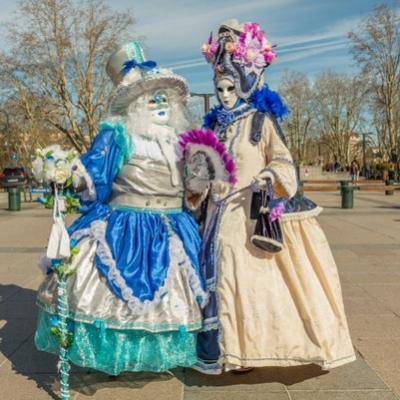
xmin=186 ymin=20 xmax=356 ymax=374
xmin=34 ymin=41 xmax=208 ymax=374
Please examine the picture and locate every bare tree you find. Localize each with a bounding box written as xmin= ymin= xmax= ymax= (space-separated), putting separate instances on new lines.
xmin=313 ymin=72 xmax=367 ymax=166
xmin=279 ymin=71 xmax=315 ymax=164
xmin=0 ymin=94 xmax=66 ymax=167
xmin=349 ymin=4 xmax=400 ymax=161
xmin=0 ymin=0 xmax=135 ymax=153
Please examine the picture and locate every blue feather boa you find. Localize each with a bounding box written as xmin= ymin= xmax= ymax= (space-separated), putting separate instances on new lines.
xmin=251 ymin=85 xmax=289 ymax=120
xmin=203 ymin=85 xmax=289 ymax=129
xmin=203 ymin=105 xmax=221 ymax=129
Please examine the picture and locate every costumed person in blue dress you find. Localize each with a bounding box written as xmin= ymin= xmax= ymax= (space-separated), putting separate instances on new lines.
xmin=34 ymin=41 xmax=208 ymax=374
xmin=185 ymin=20 xmax=355 ymax=374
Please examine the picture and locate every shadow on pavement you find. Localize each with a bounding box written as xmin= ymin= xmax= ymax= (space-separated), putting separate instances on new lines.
xmin=0 ymin=283 xmax=177 ymax=398
xmin=70 ymin=370 xmax=175 ymax=397
xmin=1 ymin=284 xmax=326 ymax=396
xmin=180 ymin=364 xmax=327 ymax=388
xmin=0 ymin=283 xmax=59 ymax=399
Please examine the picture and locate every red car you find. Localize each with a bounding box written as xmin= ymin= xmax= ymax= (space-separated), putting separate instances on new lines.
xmin=0 ymin=167 xmax=30 ymax=188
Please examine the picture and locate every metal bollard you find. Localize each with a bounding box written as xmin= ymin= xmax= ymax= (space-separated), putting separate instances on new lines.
xmin=385 ymin=180 xmax=394 ymax=195
xmin=340 ymin=181 xmax=354 ymax=209
xmin=8 ymin=187 xmax=21 ymax=211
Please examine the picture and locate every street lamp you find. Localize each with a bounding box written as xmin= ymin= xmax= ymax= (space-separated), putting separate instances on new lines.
xmin=191 ymin=92 xmax=215 ymax=114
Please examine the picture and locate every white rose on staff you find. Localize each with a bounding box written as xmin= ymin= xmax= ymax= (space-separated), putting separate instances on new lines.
xmin=54 ymin=160 xmax=72 ymax=185
xmin=43 ymin=159 xmax=56 ymax=182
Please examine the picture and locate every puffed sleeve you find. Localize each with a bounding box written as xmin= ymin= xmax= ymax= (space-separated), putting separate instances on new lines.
xmin=261 ymin=116 xmax=297 ymax=198
xmin=75 ymin=124 xmax=131 ymax=204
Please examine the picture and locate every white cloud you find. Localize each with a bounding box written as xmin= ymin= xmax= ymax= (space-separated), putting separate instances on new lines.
xmin=133 ymin=0 xmax=299 ymax=52
xmin=278 ymin=41 xmax=349 ymax=64
xmin=169 ymin=59 xmax=206 ymax=70
xmin=163 ymin=37 xmax=351 ymax=71
xmin=0 ymin=0 xmax=389 ymax=90
xmin=158 ymin=9 xmax=362 ymax=72
xmin=275 ymin=14 xmax=363 ymax=49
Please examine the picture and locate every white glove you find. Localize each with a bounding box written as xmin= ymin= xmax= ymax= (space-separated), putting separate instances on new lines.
xmin=210 ymin=180 xmax=231 ymax=202
xmin=71 ymin=160 xmax=88 ymax=192
xmin=70 ymin=159 xmax=96 ymax=200
xmin=251 ymin=170 xmax=275 ymax=191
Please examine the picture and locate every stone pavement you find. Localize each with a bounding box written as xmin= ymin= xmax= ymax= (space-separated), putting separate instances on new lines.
xmin=0 ymin=191 xmax=399 ymax=400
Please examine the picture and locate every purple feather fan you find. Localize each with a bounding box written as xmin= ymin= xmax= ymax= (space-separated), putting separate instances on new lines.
xmin=179 ymin=129 xmax=237 ymax=186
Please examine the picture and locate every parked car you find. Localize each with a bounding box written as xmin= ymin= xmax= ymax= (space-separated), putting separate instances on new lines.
xmin=0 ymin=167 xmax=30 ymax=188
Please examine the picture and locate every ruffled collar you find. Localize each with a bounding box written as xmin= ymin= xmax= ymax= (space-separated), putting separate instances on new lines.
xmin=205 ymin=103 xmax=255 ymax=132
xmin=132 ymin=124 xmax=181 ymax=187
xmin=203 ymin=85 xmax=289 ymax=131
xmin=137 ymin=123 xmax=177 ymax=143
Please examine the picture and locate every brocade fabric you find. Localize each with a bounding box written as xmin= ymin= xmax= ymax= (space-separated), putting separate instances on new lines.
xmin=196 ymin=111 xmax=356 ymax=372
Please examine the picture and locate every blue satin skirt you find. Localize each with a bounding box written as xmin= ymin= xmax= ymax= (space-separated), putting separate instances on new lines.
xmin=68 ymin=203 xmax=203 ymax=304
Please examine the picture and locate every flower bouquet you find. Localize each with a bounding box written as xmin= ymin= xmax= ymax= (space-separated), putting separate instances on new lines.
xmin=32 ymin=145 xmax=81 ymax=214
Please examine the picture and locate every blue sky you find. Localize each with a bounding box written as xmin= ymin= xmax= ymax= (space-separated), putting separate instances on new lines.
xmin=0 ymin=0 xmax=398 ymax=93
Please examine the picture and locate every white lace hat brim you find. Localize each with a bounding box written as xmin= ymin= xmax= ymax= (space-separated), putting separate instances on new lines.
xmin=109 ymin=74 xmax=190 ymax=116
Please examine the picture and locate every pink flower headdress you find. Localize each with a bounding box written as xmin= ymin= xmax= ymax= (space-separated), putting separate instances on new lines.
xmin=202 ymin=22 xmax=277 ymax=76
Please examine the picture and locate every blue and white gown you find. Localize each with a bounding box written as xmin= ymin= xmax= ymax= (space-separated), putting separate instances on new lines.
xmin=35 ymin=121 xmax=206 ymax=374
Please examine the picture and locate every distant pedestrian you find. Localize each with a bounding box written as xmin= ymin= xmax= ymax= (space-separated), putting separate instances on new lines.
xmin=365 ymin=162 xmax=371 ymax=180
xmin=350 ymin=158 xmax=360 ymax=182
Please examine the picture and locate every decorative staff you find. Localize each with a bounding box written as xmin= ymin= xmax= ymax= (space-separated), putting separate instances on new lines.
xmin=32 ymin=146 xmax=81 ymax=400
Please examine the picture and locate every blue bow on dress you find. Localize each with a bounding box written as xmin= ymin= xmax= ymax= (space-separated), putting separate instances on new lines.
xmin=216 ymin=109 xmax=234 ymax=130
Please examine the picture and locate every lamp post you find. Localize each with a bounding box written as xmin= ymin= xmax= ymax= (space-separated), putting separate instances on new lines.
xmin=191 ymin=93 xmax=214 ymax=114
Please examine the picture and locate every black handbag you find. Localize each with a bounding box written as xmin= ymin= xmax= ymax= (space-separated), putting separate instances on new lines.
xmin=250 ymin=179 xmax=284 ymax=253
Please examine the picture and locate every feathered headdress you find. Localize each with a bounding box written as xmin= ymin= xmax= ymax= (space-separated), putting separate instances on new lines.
xmin=202 ymin=20 xmax=277 ymax=100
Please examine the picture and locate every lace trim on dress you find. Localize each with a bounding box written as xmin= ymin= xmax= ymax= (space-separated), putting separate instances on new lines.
xmin=281 ymin=206 xmax=323 ymax=221
xmin=262 ymin=167 xmax=297 ymax=199
xmin=86 ymin=219 xmax=207 ymax=315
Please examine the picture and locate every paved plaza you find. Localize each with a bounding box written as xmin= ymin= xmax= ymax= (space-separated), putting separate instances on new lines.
xmin=0 ymin=190 xmax=399 ymax=399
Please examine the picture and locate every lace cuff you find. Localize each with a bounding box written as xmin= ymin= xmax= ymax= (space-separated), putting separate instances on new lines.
xmin=72 ymin=159 xmax=96 ymax=201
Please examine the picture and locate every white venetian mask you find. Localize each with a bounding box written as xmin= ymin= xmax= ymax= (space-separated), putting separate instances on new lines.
xmin=147 ymin=90 xmax=171 ymax=125
xmin=216 ymin=78 xmax=239 ymax=110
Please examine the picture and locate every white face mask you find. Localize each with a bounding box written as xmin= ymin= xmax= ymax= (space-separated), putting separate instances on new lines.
xmin=216 ymin=78 xmax=239 ymax=110
xmin=147 ymin=91 xmax=171 ymax=125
